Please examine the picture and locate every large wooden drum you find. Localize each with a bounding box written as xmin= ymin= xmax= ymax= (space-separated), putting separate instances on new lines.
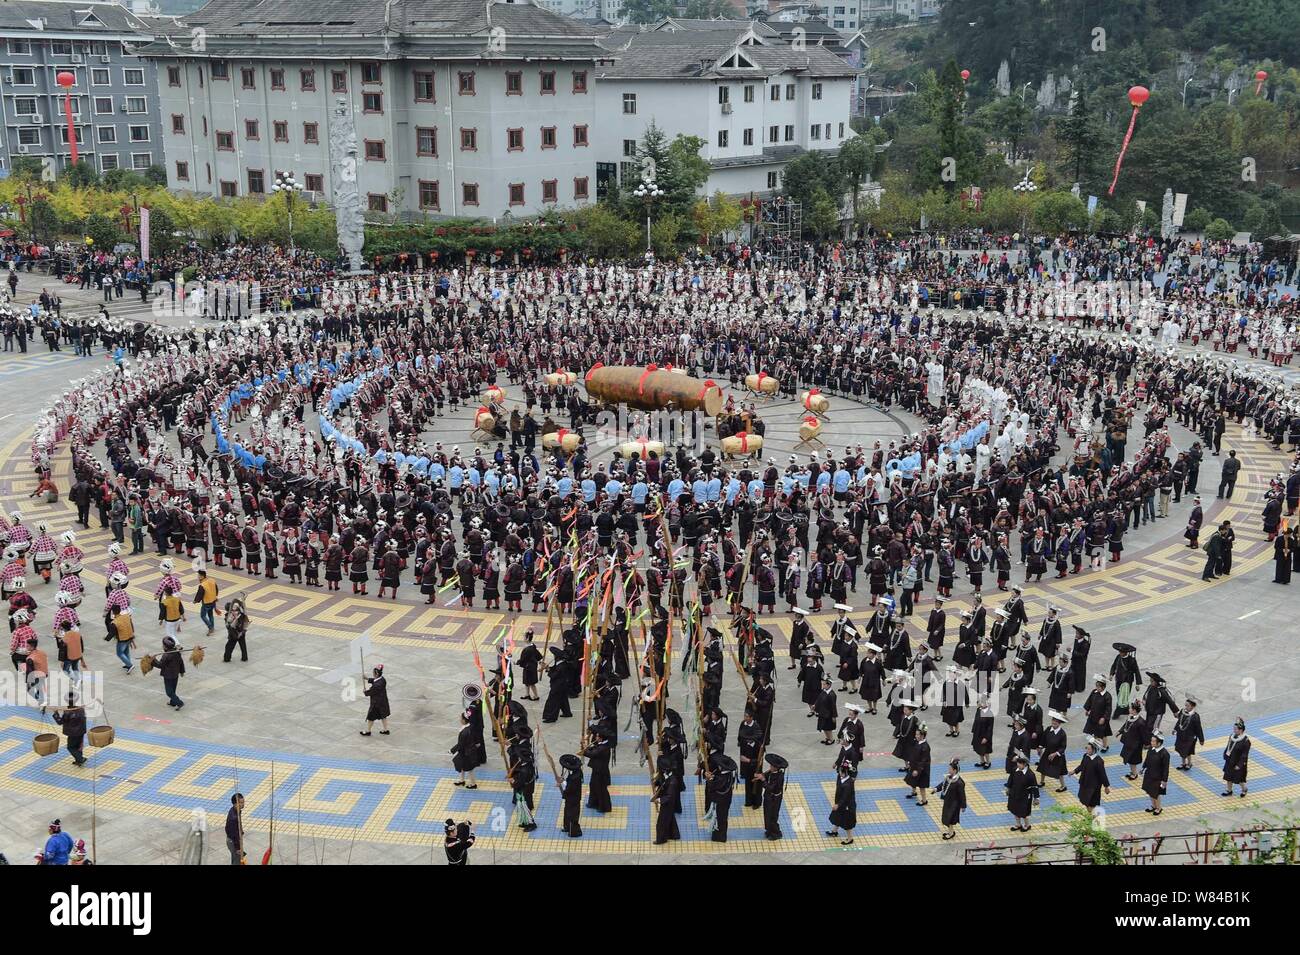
xmin=745 ymin=372 xmax=780 ymax=394
xmin=545 ymin=370 xmax=577 ymax=387
xmin=542 ymin=429 xmax=581 ymax=453
xmin=584 ymin=364 xmax=724 ymax=416
xmin=799 ymin=416 xmax=823 ymax=442
xmin=620 ymin=438 xmax=666 ymax=460
xmin=801 ymin=390 xmax=830 ymax=414
xmin=473 ymin=407 xmax=496 ymax=433
xmin=721 ymin=433 xmax=763 ymax=457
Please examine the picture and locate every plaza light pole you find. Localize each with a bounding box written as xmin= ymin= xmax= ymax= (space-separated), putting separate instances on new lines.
xmin=632 ymin=172 xmax=663 ymax=255
xmin=272 ymin=172 xmax=305 ymax=253
xmin=1013 ymin=172 xmax=1037 ymax=235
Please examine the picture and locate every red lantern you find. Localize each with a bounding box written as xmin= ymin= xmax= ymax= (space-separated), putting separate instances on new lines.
xmin=1255 ymin=70 xmax=1268 ymax=95
xmin=1108 ymin=86 xmax=1150 ymax=196
xmin=960 ymin=69 xmax=970 ymax=82
xmin=428 ymin=250 xmax=439 ymax=260
xmin=56 ymin=71 xmax=78 ymax=165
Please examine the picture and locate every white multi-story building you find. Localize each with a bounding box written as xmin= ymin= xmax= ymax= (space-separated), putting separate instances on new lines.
xmin=141 ymin=0 xmax=606 ymax=217
xmin=594 ymin=20 xmax=856 ymax=197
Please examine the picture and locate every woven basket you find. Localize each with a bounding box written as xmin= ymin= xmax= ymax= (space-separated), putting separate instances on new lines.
xmin=33 ymin=733 xmax=59 ymax=756
xmin=88 ymin=725 xmax=115 ymax=747
xmin=140 ymin=654 xmax=155 ymax=676
xmin=189 ymin=646 xmax=205 ymax=666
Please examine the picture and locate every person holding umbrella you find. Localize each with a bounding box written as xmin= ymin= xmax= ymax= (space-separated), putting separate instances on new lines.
xmin=1173 ymin=696 xmax=1205 ymax=771
xmin=1142 ymin=730 xmax=1171 ymax=815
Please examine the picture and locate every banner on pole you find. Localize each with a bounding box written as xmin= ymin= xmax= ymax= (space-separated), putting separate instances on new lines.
xmin=1086 ymin=195 xmax=1098 ymax=216
xmin=139 ymin=206 xmax=150 ymax=261
xmin=1172 ymin=193 xmax=1188 ymax=227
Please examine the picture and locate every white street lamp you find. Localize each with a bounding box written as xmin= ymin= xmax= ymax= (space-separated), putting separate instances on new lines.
xmin=632 ymin=172 xmax=664 ymax=254
xmin=272 ymin=172 xmax=305 ymax=253
xmin=1013 ymin=173 xmax=1037 ymax=233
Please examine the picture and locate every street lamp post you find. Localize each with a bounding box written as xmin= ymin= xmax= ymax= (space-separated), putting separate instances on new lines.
xmin=272 ymin=172 xmax=305 ymax=253
xmin=1181 ymin=66 xmax=1197 ymax=108
xmin=1013 ymin=172 xmax=1037 ymax=235
xmin=632 ymin=171 xmax=663 ymax=256
xmin=1020 ymin=81 xmax=1033 ymax=103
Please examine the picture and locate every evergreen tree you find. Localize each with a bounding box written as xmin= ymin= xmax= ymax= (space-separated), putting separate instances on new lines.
xmin=1057 ymin=90 xmax=1101 ymax=187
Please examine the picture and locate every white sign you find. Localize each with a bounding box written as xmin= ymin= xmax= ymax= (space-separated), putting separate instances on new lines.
xmin=1172 ymin=193 xmax=1188 ymax=227
xmin=139 ymin=205 xmax=150 ymax=261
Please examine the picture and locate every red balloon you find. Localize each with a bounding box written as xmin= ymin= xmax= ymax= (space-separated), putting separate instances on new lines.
xmin=1255 ymin=70 xmax=1268 ymax=81
xmin=56 ymin=70 xmax=75 ymax=88
xmin=1127 ymin=85 xmax=1150 ymax=107
xmin=960 ymin=69 xmax=971 ymax=81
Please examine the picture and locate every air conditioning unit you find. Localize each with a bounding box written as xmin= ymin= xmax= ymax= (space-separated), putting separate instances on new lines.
xmin=16 ymin=144 xmax=29 ymax=154
xmin=70 ymin=53 xmax=84 ymax=64
xmin=31 ymin=112 xmax=43 ymax=124
xmin=99 ymin=54 xmax=111 ymax=63
xmin=721 ymin=101 xmax=733 ymax=114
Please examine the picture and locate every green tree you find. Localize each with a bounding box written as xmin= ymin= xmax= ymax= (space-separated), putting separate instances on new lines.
xmin=837 ymin=135 xmax=875 ymax=220
xmin=650 ymin=211 xmax=684 ymax=258
xmin=692 ymin=191 xmax=742 ymax=243
xmin=630 ymin=123 xmax=709 ymax=219
xmin=28 ymin=198 xmax=59 ymax=245
xmin=781 ymin=151 xmax=845 ymax=214
xmin=1243 ymin=202 xmax=1284 ymax=239
xmin=1033 ymin=190 xmax=1088 ymax=234
xmin=624 ymin=0 xmax=674 ymax=24
xmin=805 ymin=187 xmax=842 ymax=239
xmin=1182 ymin=207 xmax=1212 ymax=232
xmin=10 ymin=155 xmax=42 ymax=182
xmin=682 ymin=0 xmax=732 ymax=16
xmin=144 ymin=206 xmax=180 ymax=257
xmin=83 ymin=212 xmax=121 ymax=250
xmin=975 ymin=95 xmax=1032 ymax=160
xmin=62 ymin=159 xmax=99 ymax=189
xmin=1204 ymin=217 xmax=1235 ymax=241
xmin=572 ymin=204 xmax=639 ymax=259
xmin=1055 ymin=89 xmax=1103 ymax=188
xmin=144 ymin=165 xmax=168 ymax=186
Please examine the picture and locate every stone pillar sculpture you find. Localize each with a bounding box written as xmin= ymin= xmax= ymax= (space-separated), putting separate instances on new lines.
xmin=329 ymin=95 xmax=365 ymax=273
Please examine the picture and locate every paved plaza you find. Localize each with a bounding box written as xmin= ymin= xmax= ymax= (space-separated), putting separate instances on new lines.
xmin=1 ymin=277 xmax=1298 ymax=865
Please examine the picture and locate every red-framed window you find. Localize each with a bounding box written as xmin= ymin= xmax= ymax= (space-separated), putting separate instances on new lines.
xmin=540 ymin=126 xmax=556 ymax=149
xmin=462 ymin=182 xmax=479 ymax=206
xmin=541 ymin=179 xmax=557 ymax=203
xmin=303 ymin=122 xmax=319 ymax=144
xmin=413 ymin=71 xmax=435 ymax=102
xmin=508 ymin=182 xmax=525 ymax=206
xmin=416 ymin=127 xmax=437 ymax=157
xmin=418 ymin=180 xmax=440 ymax=210
xmin=572 ymin=70 xmax=587 ymax=93
xmin=170 ymin=113 xmax=185 ymax=134
xmin=505 ymin=70 xmax=522 ymax=95
xmin=273 ymin=120 xmax=289 ymax=142
xmin=459 ymin=128 xmax=477 ymax=151
xmin=300 ymin=69 xmax=316 ymax=91
xmin=573 ymin=124 xmax=588 ymax=147
xmin=574 ymin=176 xmax=589 ymax=200
xmin=539 ymin=70 xmax=556 ymax=95
xmin=458 ymin=71 xmax=475 ymax=95
xmin=507 ymin=127 xmax=523 ymax=151
xmin=364 ymin=139 xmax=386 ymax=161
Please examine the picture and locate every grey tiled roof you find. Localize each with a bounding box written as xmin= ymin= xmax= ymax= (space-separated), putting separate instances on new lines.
xmin=0 ymin=0 xmax=152 ymax=34
xmin=172 ymin=0 xmax=603 ymax=37
xmin=135 ymin=0 xmax=608 ymax=59
xmin=596 ymin=31 xmax=855 ymax=81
